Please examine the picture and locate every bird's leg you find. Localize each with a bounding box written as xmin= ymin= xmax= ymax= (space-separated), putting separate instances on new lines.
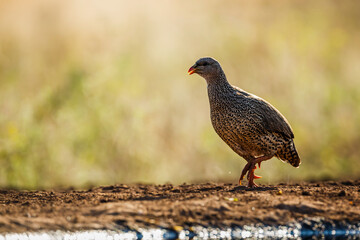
xmin=239 ymin=161 xmax=252 ymax=185
xmin=247 ymin=162 xmax=259 ymax=187
xmin=239 ymin=157 xmax=262 ymax=185
xmin=239 ymin=154 xmax=274 ymax=187
xmin=247 ymin=166 xmax=261 ymax=180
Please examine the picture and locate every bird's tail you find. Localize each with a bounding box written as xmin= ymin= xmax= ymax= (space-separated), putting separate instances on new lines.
xmin=276 ymin=140 xmax=301 ymax=167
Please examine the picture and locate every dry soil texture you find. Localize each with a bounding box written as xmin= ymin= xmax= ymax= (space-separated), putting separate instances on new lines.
xmin=0 ymin=180 xmax=359 ymax=233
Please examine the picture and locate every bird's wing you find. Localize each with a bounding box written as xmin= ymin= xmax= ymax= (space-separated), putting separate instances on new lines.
xmin=233 ymin=87 xmax=294 ymax=139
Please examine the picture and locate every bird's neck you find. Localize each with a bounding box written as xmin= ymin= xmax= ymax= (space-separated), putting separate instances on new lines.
xmin=206 ymin=71 xmax=232 ymax=93
xmin=206 ymin=72 xmax=235 ymax=111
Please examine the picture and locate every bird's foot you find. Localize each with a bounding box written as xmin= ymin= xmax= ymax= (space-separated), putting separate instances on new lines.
xmin=239 ymin=161 xmax=262 ymax=187
xmin=246 ymin=165 xmax=261 ymax=187
xmin=239 ymin=162 xmax=251 ymax=184
xmin=239 ymin=156 xmax=271 ymax=187
xmin=253 ymin=174 xmax=262 ymax=179
xmin=247 ymin=166 xmax=262 ymax=180
xmin=247 ymin=180 xmax=259 ymax=188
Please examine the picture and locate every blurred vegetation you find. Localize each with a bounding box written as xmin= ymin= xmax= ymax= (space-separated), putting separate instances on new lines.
xmin=0 ymin=0 xmax=359 ymax=189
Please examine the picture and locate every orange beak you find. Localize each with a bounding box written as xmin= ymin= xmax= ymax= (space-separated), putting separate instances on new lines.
xmin=188 ymin=66 xmax=196 ymax=75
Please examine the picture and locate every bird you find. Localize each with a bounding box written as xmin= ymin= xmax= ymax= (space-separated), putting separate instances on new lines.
xmin=188 ymin=57 xmax=300 ymax=187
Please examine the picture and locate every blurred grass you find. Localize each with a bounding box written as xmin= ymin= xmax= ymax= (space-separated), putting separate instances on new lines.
xmin=0 ymin=0 xmax=359 ymax=188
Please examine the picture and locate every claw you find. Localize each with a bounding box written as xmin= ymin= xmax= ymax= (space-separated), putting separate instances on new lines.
xmin=258 ymin=162 xmax=261 ymax=168
xmin=248 ymin=181 xmax=259 ymax=188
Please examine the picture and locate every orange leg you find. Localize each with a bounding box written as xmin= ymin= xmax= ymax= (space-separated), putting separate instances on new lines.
xmin=238 ymin=154 xmax=274 ymax=187
xmin=239 ymin=162 xmax=251 ymax=185
xmin=247 ymin=164 xmax=259 ymax=187
xmin=246 ymin=165 xmax=262 ymax=187
xmin=247 ymin=166 xmax=262 ymax=180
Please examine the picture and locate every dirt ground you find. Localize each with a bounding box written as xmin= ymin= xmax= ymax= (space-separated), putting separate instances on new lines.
xmin=0 ymin=180 xmax=359 ymax=233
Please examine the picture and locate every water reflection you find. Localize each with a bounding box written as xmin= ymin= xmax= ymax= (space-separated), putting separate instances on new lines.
xmin=0 ymin=221 xmax=359 ymax=239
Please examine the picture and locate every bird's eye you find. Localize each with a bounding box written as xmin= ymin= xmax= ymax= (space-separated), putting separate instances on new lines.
xmin=202 ymin=62 xmax=209 ymax=66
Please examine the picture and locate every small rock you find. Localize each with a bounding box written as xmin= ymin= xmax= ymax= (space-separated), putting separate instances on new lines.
xmin=341 ymin=181 xmax=354 ymax=186
xmin=102 ymin=186 xmax=115 ymax=191
xmin=302 ymin=191 xmax=311 ymax=196
xmin=338 ymin=190 xmax=346 ymax=197
xmin=219 ymin=203 xmax=231 ymax=211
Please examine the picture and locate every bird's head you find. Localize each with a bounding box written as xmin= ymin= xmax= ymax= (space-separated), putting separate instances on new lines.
xmin=188 ymin=57 xmax=222 ymax=80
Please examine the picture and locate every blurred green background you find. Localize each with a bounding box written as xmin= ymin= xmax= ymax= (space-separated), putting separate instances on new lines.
xmin=0 ymin=0 xmax=359 ymax=189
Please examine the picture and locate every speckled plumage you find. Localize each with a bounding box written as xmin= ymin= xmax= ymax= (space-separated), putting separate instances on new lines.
xmin=188 ymin=57 xmax=300 ymax=187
